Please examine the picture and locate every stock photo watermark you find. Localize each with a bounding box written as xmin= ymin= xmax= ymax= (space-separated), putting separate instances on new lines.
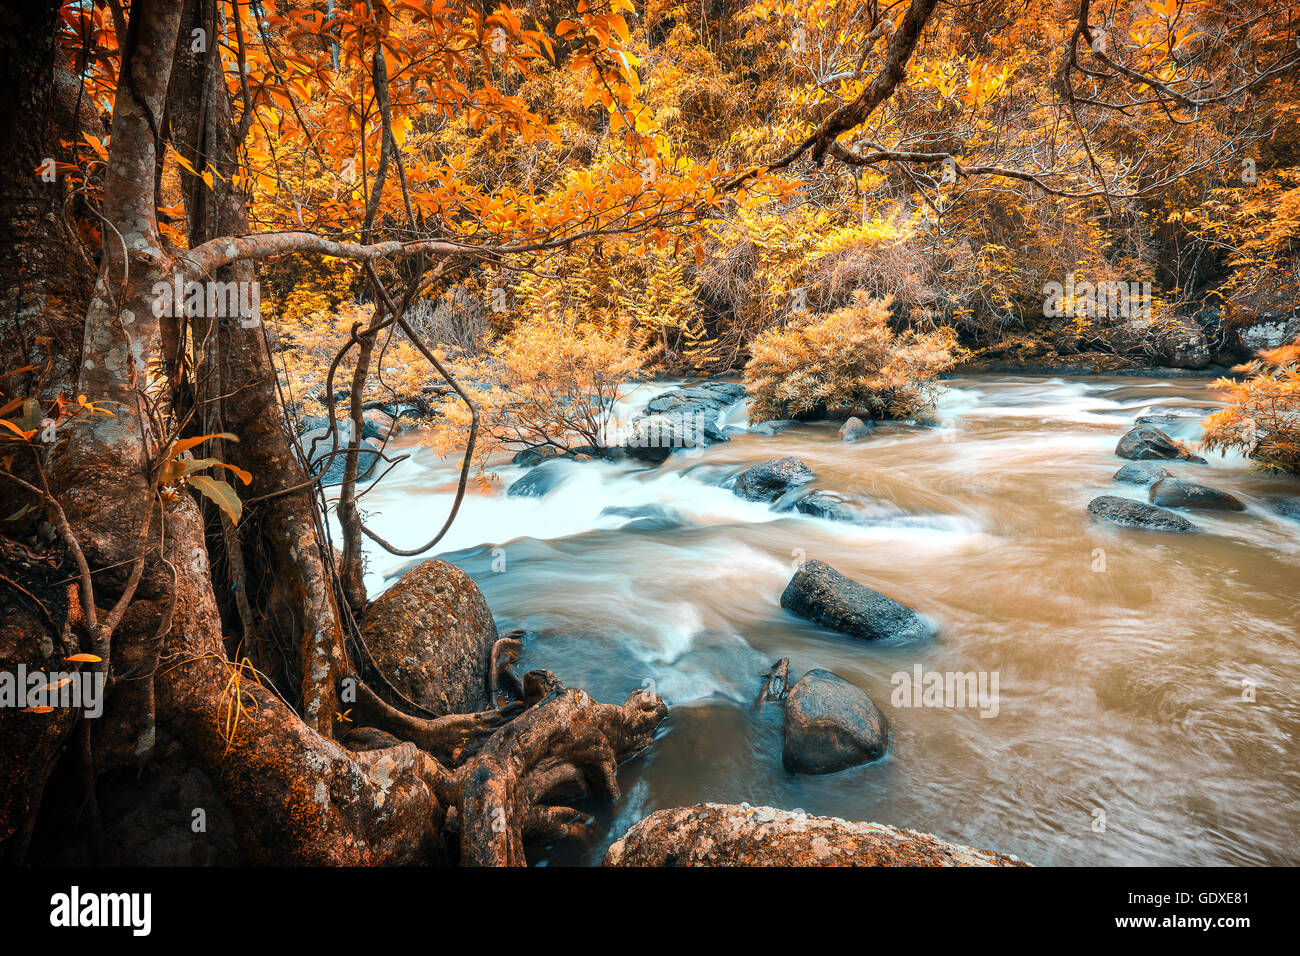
xmin=1043 ymin=273 xmax=1152 ymax=321
xmin=150 ymin=277 xmax=262 ymax=327
xmin=890 ymin=664 xmax=1000 ymax=718
xmin=0 ymin=666 xmax=105 ymax=718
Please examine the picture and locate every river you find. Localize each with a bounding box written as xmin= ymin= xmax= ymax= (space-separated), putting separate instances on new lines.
xmin=341 ymin=374 xmax=1300 ymax=866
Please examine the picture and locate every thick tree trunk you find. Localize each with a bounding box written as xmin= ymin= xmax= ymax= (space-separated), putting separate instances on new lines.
xmin=166 ymin=0 xmax=344 ymax=731
xmin=2 ymin=0 xmax=667 ymax=867
xmin=0 ymin=0 xmax=99 ymax=863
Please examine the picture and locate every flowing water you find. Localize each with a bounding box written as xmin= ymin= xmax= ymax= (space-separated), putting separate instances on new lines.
xmin=341 ymin=374 xmax=1300 ymax=866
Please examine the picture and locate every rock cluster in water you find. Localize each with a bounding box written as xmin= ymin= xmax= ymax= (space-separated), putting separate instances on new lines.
xmin=624 ymin=381 xmax=746 ymax=464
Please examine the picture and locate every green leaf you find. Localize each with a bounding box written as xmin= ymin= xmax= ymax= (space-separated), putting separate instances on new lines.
xmin=189 ymin=474 xmax=242 ymax=525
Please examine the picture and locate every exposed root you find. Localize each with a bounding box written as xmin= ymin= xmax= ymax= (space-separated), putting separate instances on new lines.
xmin=489 ymin=633 xmax=524 ymax=707
xmin=351 ymin=677 xmax=521 ymax=765
xmin=455 ymin=677 xmax=667 ymax=866
xmin=756 ymin=657 xmax=791 ymax=705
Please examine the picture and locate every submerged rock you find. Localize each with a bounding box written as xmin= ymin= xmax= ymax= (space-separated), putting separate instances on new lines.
xmin=781 ymin=559 xmax=930 ymax=641
xmin=361 ymin=559 xmax=496 ymax=716
xmin=1133 ymin=406 xmax=1218 ymax=429
xmin=1113 ymin=462 xmax=1172 ymax=485
xmin=731 ymin=456 xmax=815 ymax=502
xmin=1149 ymin=476 xmax=1245 ymax=511
xmin=747 ymin=419 xmax=799 ymax=436
xmin=1086 ymin=495 xmax=1196 ymax=532
xmin=599 ymin=503 xmax=686 ymax=531
xmin=1115 ymin=424 xmax=1206 ymax=462
xmin=783 ymin=669 xmax=888 ymax=775
xmin=838 ymin=416 xmax=872 ymax=442
xmin=788 ymin=490 xmax=859 ymax=522
xmin=1270 ymin=498 xmax=1300 ymax=522
xmin=780 ymin=490 xmax=911 ymax=525
xmin=506 ymin=460 xmax=570 ymax=497
xmin=603 ymin=803 xmax=1027 ymax=866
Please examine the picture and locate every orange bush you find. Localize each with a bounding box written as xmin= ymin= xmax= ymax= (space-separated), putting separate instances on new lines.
xmin=743 ymin=293 xmax=962 ymax=422
xmin=1202 ymin=338 xmax=1300 ymax=475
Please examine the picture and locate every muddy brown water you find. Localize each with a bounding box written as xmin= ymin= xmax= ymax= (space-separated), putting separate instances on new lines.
xmin=344 ymin=374 xmax=1300 ymax=865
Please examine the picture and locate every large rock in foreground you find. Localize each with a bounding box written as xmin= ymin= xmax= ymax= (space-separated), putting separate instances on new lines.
xmin=1149 ymin=476 xmax=1244 ymax=512
xmin=1115 ymin=424 xmax=1205 ymax=462
xmin=781 ymin=559 xmax=930 ymax=641
xmin=783 ymin=669 xmax=888 ymax=775
xmin=603 ymin=804 xmax=1027 ymax=867
xmin=361 ymin=559 xmax=497 ymax=716
xmin=1086 ymin=495 xmax=1196 ymax=533
xmin=731 ymin=456 xmax=815 ymax=502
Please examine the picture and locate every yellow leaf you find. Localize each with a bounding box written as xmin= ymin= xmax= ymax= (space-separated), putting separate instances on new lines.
xmin=189 ymin=474 xmax=243 ymax=525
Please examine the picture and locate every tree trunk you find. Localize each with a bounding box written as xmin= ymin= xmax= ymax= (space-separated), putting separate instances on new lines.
xmin=0 ymin=0 xmax=99 ymax=863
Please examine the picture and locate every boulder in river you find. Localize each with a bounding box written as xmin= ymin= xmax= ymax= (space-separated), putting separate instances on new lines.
xmin=781 ymin=559 xmax=931 ymax=641
xmin=788 ymin=490 xmax=859 ymax=522
xmin=1152 ymin=321 xmax=1211 ymax=369
xmin=512 ymin=445 xmax=563 ymax=467
xmin=731 ymin=456 xmax=815 ymax=502
xmin=361 ymin=407 xmax=400 ymax=441
xmin=625 ymin=413 xmax=718 ymax=464
xmin=603 ymin=803 xmax=1027 ymax=866
xmin=360 ymin=559 xmax=496 ymax=716
xmin=1149 ymin=476 xmax=1245 ymax=512
xmin=299 ymin=423 xmax=381 ymax=486
xmin=1086 ymin=495 xmax=1196 ymax=532
xmin=1238 ymin=310 xmax=1300 ymax=352
xmin=1113 ymin=462 xmax=1172 ymax=485
xmin=838 ymin=416 xmax=872 ymax=442
xmin=506 ymin=459 xmax=570 ymax=497
xmin=782 ymin=669 xmax=889 ymax=775
xmin=1115 ymin=424 xmax=1206 ymax=462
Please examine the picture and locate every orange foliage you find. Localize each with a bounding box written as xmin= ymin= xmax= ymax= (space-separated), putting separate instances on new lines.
xmin=1203 ymin=338 xmax=1300 ymax=475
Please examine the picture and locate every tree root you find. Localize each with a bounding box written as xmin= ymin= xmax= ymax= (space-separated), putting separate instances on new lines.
xmin=489 ymin=632 xmax=524 ymax=707
xmin=756 ymin=657 xmax=791 ymax=705
xmin=455 ymin=677 xmax=667 ymax=866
